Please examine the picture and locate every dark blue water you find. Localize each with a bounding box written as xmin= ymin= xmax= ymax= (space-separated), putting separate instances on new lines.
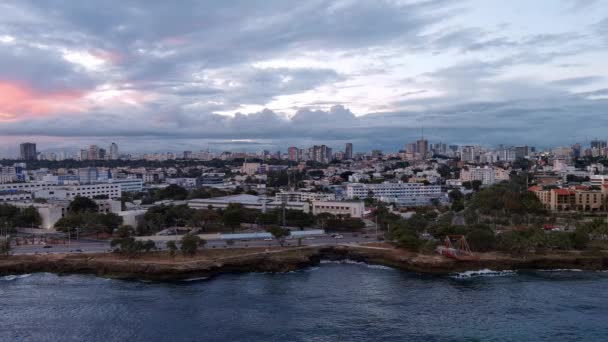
xmin=2 ymin=263 xmax=608 ymax=342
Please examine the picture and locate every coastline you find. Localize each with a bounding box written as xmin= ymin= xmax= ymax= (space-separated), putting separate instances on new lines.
xmin=1 ymin=245 xmax=608 ymax=281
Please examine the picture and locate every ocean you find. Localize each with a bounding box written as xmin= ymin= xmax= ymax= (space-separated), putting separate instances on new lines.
xmin=2 ymin=262 xmax=608 ymax=341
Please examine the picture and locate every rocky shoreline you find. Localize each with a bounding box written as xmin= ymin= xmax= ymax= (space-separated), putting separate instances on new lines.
xmin=2 ymin=245 xmax=608 ymax=281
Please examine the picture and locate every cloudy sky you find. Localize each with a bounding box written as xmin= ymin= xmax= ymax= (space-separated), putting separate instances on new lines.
xmin=0 ymin=0 xmax=607 ymax=155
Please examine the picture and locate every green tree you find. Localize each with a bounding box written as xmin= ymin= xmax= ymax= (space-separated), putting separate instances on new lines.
xmin=266 ymin=225 xmax=291 ymax=246
xmin=15 ymin=206 xmax=42 ymax=227
xmin=116 ymin=225 xmax=134 ymax=238
xmin=222 ymin=203 xmax=245 ymax=232
xmin=110 ymin=237 xmax=148 ymax=257
xmin=166 ymin=240 xmax=178 ymax=257
xmin=180 ymin=234 xmax=203 ymax=256
xmin=142 ymin=240 xmax=156 ymax=253
xmin=0 ymin=237 xmax=10 ymax=256
xmin=466 ymin=228 xmax=496 ymax=252
xmin=68 ymin=196 xmax=99 ymax=212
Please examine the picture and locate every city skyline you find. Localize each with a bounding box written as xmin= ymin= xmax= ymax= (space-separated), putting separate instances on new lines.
xmin=0 ymin=1 xmax=608 ymax=152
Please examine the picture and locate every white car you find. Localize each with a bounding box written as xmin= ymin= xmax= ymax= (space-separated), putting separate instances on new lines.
xmin=334 ymin=235 xmax=344 ymax=239
xmin=263 ymin=238 xmax=273 ymax=241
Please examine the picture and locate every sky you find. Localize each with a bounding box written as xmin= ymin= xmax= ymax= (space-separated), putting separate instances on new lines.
xmin=0 ymin=0 xmax=607 ymax=156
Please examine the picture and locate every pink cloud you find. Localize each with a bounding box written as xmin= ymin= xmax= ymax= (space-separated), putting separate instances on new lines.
xmin=0 ymin=81 xmax=86 ymax=120
xmin=90 ymin=49 xmax=124 ymax=64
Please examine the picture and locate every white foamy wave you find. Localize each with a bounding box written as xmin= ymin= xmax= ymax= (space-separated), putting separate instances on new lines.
xmin=305 ymin=267 xmax=320 ymax=272
xmin=181 ymin=276 xmax=209 ymax=282
xmin=451 ymin=269 xmax=515 ymax=279
xmin=319 ymin=259 xmax=394 ymax=270
xmin=1 ymin=274 xmax=32 ymax=281
xmin=365 ymin=264 xmax=395 ymax=270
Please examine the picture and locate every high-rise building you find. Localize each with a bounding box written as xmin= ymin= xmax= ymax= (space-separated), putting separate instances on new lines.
xmin=19 ymin=142 xmax=37 ymax=161
xmin=591 ymin=140 xmax=607 ymax=150
xmin=416 ymin=139 xmax=428 ymax=159
xmin=287 ymin=146 xmax=299 ymax=161
xmin=461 ymin=145 xmax=479 ymax=163
xmin=571 ymin=143 xmax=582 ymax=159
xmin=405 ymin=143 xmax=416 ymax=154
xmin=98 ymin=148 xmax=106 ymax=160
xmin=345 ymin=143 xmax=353 ymax=160
xmin=80 ymin=149 xmax=89 ymax=161
xmin=88 ymin=145 xmax=100 ymax=160
xmin=514 ymin=146 xmax=529 ymax=160
xmin=109 ymin=143 xmax=119 ymax=160
xmin=308 ymin=145 xmax=332 ymax=163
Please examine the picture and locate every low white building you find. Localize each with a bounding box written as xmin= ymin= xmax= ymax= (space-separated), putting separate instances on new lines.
xmin=109 ymin=178 xmax=144 ymax=193
xmin=311 ymin=200 xmax=364 ymax=218
xmin=33 ymin=183 xmax=121 ymax=200
xmin=346 ymin=182 xmax=443 ymax=205
xmin=590 ymin=175 xmax=608 ymax=187
xmin=188 ymin=194 xmax=309 ymax=213
xmin=0 ymin=190 xmax=32 ymax=202
xmin=11 ymin=199 xmax=121 ymax=229
xmin=275 ymin=191 xmax=335 ymax=203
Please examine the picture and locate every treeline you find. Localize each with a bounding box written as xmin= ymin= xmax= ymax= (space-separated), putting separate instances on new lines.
xmin=0 ymin=204 xmax=42 ymax=229
xmin=378 ymin=176 xmax=606 ymax=254
xmin=54 ymin=196 xmax=122 ymax=235
xmin=136 ymin=203 xmax=363 ymax=236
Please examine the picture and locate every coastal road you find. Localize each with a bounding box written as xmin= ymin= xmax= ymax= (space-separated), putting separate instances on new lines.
xmin=9 ymin=232 xmax=380 ymax=255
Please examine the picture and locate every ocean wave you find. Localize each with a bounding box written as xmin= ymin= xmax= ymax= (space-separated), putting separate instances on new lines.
xmin=319 ymin=259 xmax=395 ymax=270
xmin=450 ymin=269 xmax=516 ymax=279
xmin=537 ymin=269 xmax=583 ymax=272
xmin=180 ymin=276 xmax=209 ymax=282
xmin=1 ymin=274 xmax=32 ymax=281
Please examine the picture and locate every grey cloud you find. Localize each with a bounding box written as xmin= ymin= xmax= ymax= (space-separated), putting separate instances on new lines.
xmin=551 ymin=76 xmax=604 ymax=86
xmin=0 ymin=43 xmax=94 ymax=92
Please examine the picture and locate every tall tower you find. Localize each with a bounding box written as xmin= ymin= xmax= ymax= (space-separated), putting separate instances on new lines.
xmin=345 ymin=143 xmax=353 ymax=160
xmin=19 ymin=142 xmax=37 ymax=161
xmin=109 ymin=143 xmax=119 ymax=160
xmin=88 ymin=145 xmax=100 ymax=160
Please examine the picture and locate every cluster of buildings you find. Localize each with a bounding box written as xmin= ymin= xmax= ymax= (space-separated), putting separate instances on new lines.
xmin=2 ymin=136 xmax=608 ymax=231
xmin=79 ymin=143 xmax=120 ymax=161
xmin=17 ymin=142 xmax=123 ymax=161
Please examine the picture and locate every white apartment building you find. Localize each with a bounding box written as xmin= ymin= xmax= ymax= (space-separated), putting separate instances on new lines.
xmin=242 ymin=163 xmax=261 ymax=176
xmin=0 ymin=182 xmax=54 ymax=192
xmin=590 ymin=175 xmax=608 ymax=187
xmin=0 ymin=190 xmax=32 ymax=202
xmin=188 ymin=194 xmax=309 ymax=213
xmin=459 ymin=166 xmax=509 ymax=185
xmin=311 ymin=200 xmax=364 ymax=218
xmin=166 ymin=177 xmax=198 ymax=188
xmin=0 ymin=166 xmax=19 ymax=183
xmin=33 ymin=183 xmax=121 ymax=200
xmin=346 ymin=182 xmax=443 ymax=204
xmin=109 ymin=178 xmax=144 ymax=193
xmin=275 ymin=191 xmax=336 ymax=203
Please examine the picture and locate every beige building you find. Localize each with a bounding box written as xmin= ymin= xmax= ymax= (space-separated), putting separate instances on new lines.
xmin=311 ymin=200 xmax=364 ymax=218
xmin=529 ymin=185 xmax=607 ymax=212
